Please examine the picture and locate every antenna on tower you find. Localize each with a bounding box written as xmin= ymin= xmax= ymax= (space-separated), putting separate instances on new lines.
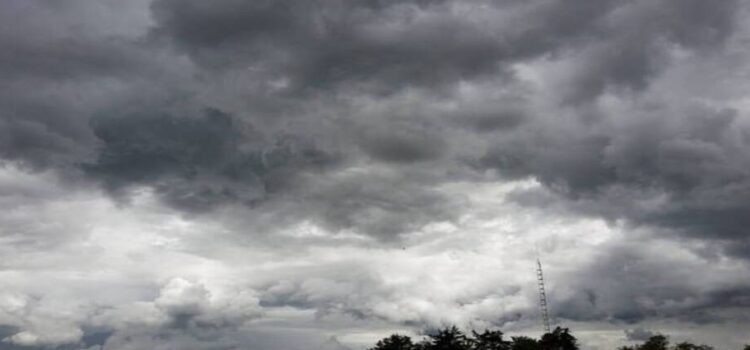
xmin=536 ymin=257 xmax=551 ymax=334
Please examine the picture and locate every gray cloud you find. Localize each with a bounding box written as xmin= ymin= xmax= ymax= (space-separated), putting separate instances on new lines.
xmin=150 ymin=0 xmax=510 ymax=93
xmin=2 ymin=0 xmax=745 ymax=239
xmin=0 ymin=35 xmax=149 ymax=82
xmin=83 ymin=107 xmax=339 ymax=212
xmin=358 ymin=126 xmax=446 ymax=164
xmin=1 ymin=0 xmax=750 ymax=349
xmin=550 ymin=238 xmax=750 ymax=325
xmin=485 ymin=104 xmax=750 ymax=258
xmin=555 ymin=0 xmax=740 ymax=104
xmin=624 ymin=328 xmax=657 ymax=342
xmin=149 ymin=0 xmax=740 ymax=101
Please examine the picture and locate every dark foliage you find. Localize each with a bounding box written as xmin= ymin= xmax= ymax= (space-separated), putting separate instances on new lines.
xmin=510 ymin=336 xmax=539 ymax=350
xmin=619 ymin=335 xmax=717 ymax=350
xmin=425 ymin=326 xmax=472 ymax=350
xmin=472 ymin=330 xmax=511 ymax=350
xmin=540 ymin=327 xmax=578 ymax=350
xmin=372 ymin=335 xmax=416 ymax=350
xmin=369 ymin=326 xmax=571 ymax=350
xmin=371 ymin=327 xmax=742 ymax=350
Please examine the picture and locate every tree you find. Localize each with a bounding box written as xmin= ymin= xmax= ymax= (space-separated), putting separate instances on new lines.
xmin=368 ymin=326 xmax=733 ymax=350
xmin=472 ymin=330 xmax=511 ymax=350
xmin=640 ymin=335 xmax=669 ymax=350
xmin=425 ymin=326 xmax=471 ymax=350
xmin=370 ymin=334 xmax=415 ymax=350
xmin=511 ymin=336 xmax=540 ymax=350
xmin=412 ymin=340 xmax=431 ymax=350
xmin=673 ymin=342 xmax=714 ymax=350
xmin=539 ymin=327 xmax=578 ymax=350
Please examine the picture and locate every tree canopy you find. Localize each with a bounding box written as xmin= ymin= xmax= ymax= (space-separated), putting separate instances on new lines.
xmin=369 ymin=326 xmax=576 ymax=350
xmin=618 ymin=334 xmax=717 ymax=350
xmin=370 ymin=327 xmax=746 ymax=350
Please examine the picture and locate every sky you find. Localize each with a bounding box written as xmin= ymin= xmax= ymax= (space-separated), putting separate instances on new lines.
xmin=1 ymin=0 xmax=750 ymax=349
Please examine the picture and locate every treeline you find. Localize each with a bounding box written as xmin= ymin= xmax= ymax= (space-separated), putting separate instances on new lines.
xmin=368 ymin=326 xmax=750 ymax=350
xmin=618 ymin=334 xmax=750 ymax=350
xmin=369 ymin=326 xmax=575 ymax=350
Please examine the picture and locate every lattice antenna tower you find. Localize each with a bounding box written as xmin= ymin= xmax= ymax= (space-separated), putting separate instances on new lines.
xmin=536 ymin=257 xmax=551 ymax=334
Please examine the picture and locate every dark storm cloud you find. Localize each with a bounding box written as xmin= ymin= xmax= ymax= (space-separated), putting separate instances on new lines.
xmin=0 ymin=0 xmax=151 ymax=80
xmin=1 ymin=0 xmax=742 ymax=238
xmin=1 ymin=0 xmax=750 ymax=345
xmin=150 ymin=0 xmax=740 ymax=100
xmin=150 ymin=0 xmax=509 ymax=93
xmin=0 ymin=35 xmax=149 ymax=82
xmin=214 ymin=165 xmax=467 ymax=240
xmin=456 ymin=108 xmax=526 ymax=134
xmin=0 ymin=0 xmax=160 ymax=171
xmin=485 ymin=104 xmax=750 ymax=256
xmin=144 ymin=0 xmax=749 ymax=238
xmin=84 ymin=108 xmax=338 ymax=212
xmin=146 ymin=0 xmax=624 ymax=95
xmin=0 ymin=72 xmax=98 ymax=170
xmin=554 ymin=0 xmax=740 ymax=104
xmin=357 ymin=123 xmax=447 ymax=163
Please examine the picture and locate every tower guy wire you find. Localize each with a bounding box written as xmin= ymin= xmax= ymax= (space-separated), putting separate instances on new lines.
xmin=536 ymin=257 xmax=551 ymax=334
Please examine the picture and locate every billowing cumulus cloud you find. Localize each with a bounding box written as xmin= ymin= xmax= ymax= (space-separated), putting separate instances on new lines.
xmin=1 ymin=0 xmax=750 ymax=349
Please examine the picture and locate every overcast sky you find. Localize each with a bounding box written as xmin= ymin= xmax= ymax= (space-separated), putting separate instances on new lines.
xmin=2 ymin=1 xmax=750 ymax=349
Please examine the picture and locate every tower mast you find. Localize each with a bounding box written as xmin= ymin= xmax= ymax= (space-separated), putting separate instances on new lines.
xmin=536 ymin=258 xmax=551 ymax=334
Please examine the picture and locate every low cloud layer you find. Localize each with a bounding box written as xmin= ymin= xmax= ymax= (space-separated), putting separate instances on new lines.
xmin=1 ymin=0 xmax=750 ymax=349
